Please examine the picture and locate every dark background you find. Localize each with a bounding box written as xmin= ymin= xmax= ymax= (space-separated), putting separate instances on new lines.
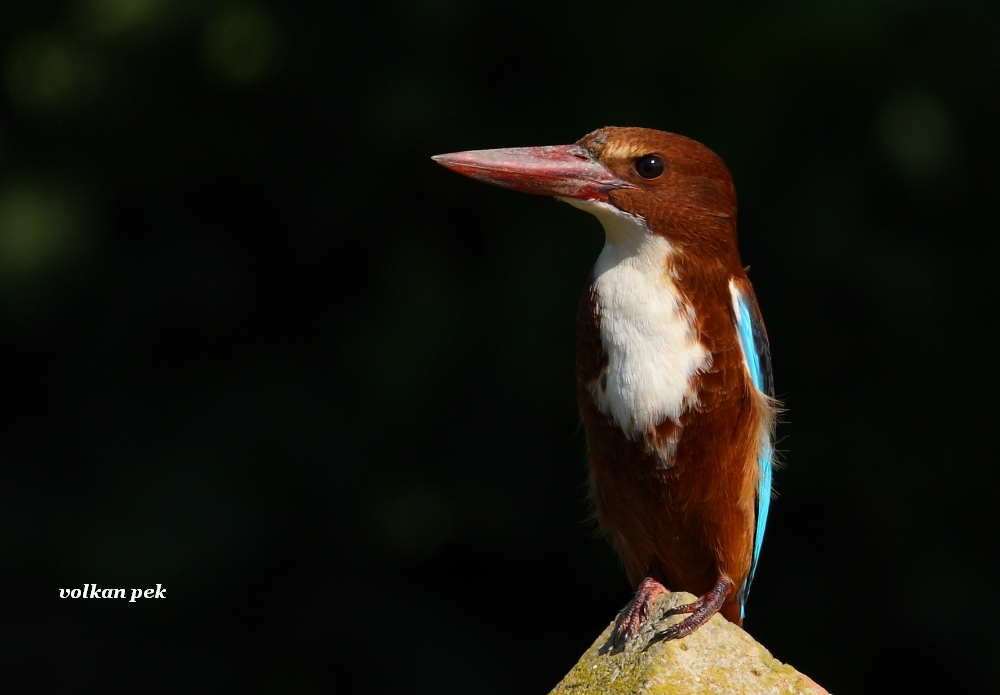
xmin=2 ymin=1 xmax=998 ymax=692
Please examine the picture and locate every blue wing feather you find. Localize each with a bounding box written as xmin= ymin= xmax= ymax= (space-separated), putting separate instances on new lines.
xmin=731 ymin=284 xmax=774 ymax=619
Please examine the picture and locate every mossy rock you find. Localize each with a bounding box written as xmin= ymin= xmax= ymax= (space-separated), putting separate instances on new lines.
xmin=549 ymin=592 xmax=828 ymax=695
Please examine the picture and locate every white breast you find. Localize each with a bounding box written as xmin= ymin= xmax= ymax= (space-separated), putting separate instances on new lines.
xmin=562 ymin=198 xmax=710 ymax=437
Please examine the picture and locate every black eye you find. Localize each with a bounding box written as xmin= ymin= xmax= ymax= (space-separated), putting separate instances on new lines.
xmin=635 ymin=154 xmax=664 ymax=179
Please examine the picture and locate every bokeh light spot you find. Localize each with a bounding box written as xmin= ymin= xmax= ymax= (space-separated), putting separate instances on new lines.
xmin=4 ymin=35 xmax=101 ymax=115
xmin=0 ymin=182 xmax=89 ymax=280
xmin=401 ymin=0 xmax=472 ymax=34
xmin=877 ymin=90 xmax=957 ymax=182
xmin=347 ymin=239 xmax=463 ymax=408
xmin=373 ymin=483 xmax=456 ymax=556
xmin=201 ymin=6 xmax=282 ymax=86
xmin=75 ymin=0 xmax=170 ymax=37
xmin=369 ymin=73 xmax=454 ymax=142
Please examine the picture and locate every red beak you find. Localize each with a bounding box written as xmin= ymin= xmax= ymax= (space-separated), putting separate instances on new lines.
xmin=432 ymin=144 xmax=632 ymax=203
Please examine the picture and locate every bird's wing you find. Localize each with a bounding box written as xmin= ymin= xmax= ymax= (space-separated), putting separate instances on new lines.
xmin=729 ymin=279 xmax=775 ymax=617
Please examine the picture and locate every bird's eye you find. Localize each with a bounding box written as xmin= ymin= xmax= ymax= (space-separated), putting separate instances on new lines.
xmin=635 ymin=155 xmax=664 ymax=179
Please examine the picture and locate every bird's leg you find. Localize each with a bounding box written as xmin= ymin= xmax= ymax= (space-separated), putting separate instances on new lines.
xmin=650 ymin=576 xmax=733 ymax=644
xmin=614 ymin=573 xmax=668 ymax=645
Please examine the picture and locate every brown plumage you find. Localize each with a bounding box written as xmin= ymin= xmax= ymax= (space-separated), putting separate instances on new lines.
xmin=574 ymin=128 xmax=771 ymax=628
xmin=433 ymin=126 xmax=777 ymax=641
xmin=577 ymin=270 xmax=763 ymax=626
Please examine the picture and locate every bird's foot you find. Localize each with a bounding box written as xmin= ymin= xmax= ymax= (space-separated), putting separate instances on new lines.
xmin=650 ymin=576 xmax=733 ymax=644
xmin=614 ymin=574 xmax=668 ymax=646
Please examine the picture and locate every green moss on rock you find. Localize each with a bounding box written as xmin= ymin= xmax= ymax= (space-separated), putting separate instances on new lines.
xmin=549 ymin=592 xmax=828 ymax=695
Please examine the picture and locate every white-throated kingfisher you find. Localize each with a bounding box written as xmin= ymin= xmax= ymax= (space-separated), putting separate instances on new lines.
xmin=432 ymin=127 xmax=777 ymax=643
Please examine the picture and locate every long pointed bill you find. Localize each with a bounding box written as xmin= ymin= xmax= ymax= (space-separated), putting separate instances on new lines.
xmin=432 ymin=144 xmax=632 ymax=202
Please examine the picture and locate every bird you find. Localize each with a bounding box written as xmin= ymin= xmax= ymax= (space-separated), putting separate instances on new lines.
xmin=432 ymin=127 xmax=777 ymax=643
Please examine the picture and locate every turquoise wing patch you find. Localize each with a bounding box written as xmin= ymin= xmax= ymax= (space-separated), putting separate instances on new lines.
xmin=732 ymin=285 xmax=774 ymax=619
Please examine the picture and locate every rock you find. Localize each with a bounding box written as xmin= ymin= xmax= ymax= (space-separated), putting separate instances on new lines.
xmin=548 ymin=592 xmax=829 ymax=695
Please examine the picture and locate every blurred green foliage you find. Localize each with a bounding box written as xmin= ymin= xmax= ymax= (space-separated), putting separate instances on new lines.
xmin=1 ymin=0 xmax=999 ymax=693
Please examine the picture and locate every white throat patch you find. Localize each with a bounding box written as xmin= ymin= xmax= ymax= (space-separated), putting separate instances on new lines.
xmin=561 ymin=198 xmax=710 ymax=442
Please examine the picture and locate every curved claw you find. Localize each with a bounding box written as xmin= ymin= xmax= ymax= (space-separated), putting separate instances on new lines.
xmin=660 ymin=602 xmax=698 ymax=619
xmin=650 ymin=576 xmax=733 ymax=644
xmin=614 ymin=574 xmax=668 ymax=646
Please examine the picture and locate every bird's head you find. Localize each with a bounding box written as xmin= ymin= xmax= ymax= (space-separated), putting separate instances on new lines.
xmin=433 ymin=126 xmax=738 ymax=257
